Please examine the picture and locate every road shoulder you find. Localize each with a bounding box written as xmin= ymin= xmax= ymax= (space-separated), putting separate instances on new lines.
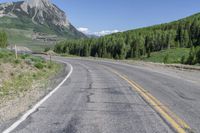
xmin=0 ymin=61 xmax=69 ymax=131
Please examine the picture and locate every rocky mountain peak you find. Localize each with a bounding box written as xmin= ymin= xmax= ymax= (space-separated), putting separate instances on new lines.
xmin=0 ymin=0 xmax=86 ymax=38
xmin=23 ymin=0 xmax=52 ymax=8
xmin=19 ymin=0 xmax=70 ymax=27
xmin=21 ymin=0 xmax=52 ymax=14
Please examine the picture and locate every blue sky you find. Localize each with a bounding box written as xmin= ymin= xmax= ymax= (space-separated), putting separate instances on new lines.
xmin=1 ymin=0 xmax=200 ymax=35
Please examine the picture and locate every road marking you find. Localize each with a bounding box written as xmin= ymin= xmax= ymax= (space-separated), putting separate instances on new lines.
xmin=105 ymin=66 xmax=192 ymax=133
xmin=3 ymin=61 xmax=73 ymax=133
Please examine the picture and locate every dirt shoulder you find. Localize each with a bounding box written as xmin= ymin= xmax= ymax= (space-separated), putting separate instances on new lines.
xmin=0 ymin=52 xmax=68 ymax=131
xmin=0 ymin=63 xmax=68 ymax=131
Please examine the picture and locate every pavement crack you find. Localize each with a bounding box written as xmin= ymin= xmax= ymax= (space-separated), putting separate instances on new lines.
xmin=88 ymin=82 xmax=93 ymax=90
xmin=62 ymin=116 xmax=80 ymax=133
xmin=175 ymin=90 xmax=196 ymax=101
xmin=86 ymin=92 xmax=94 ymax=103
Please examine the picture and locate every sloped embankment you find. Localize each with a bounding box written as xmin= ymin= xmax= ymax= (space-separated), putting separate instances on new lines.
xmin=0 ymin=49 xmax=66 ymax=128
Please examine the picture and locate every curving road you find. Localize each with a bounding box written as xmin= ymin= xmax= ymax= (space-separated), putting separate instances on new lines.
xmin=3 ymin=56 xmax=200 ymax=133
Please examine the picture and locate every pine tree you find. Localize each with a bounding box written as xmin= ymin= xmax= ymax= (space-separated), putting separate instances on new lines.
xmin=190 ymin=19 xmax=199 ymax=46
xmin=183 ymin=30 xmax=189 ymax=47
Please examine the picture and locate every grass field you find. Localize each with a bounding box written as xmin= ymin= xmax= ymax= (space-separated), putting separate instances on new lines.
xmin=141 ymin=48 xmax=190 ymax=64
xmin=0 ymin=28 xmax=58 ymax=52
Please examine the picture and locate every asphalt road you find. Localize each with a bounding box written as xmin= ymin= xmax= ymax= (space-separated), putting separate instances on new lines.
xmin=4 ymin=57 xmax=200 ymax=133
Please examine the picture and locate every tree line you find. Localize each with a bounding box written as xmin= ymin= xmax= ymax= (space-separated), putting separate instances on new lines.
xmin=54 ymin=13 xmax=200 ymax=64
xmin=0 ymin=31 xmax=8 ymax=48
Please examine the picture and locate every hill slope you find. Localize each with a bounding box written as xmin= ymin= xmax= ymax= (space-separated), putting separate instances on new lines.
xmin=55 ymin=12 xmax=200 ymax=64
xmin=0 ymin=0 xmax=85 ymax=40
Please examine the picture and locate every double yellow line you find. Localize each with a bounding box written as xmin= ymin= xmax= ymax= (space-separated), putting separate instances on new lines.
xmin=105 ymin=66 xmax=192 ymax=133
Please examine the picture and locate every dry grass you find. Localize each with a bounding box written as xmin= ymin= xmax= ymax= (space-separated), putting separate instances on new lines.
xmin=0 ymin=49 xmax=62 ymax=122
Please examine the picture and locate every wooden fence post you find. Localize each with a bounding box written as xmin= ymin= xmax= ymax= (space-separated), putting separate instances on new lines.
xmin=15 ymin=45 xmax=18 ymax=59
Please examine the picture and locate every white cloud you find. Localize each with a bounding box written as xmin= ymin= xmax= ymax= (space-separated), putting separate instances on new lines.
xmin=94 ymin=30 xmax=119 ymax=36
xmin=78 ymin=27 xmax=119 ymax=36
xmin=77 ymin=27 xmax=89 ymax=34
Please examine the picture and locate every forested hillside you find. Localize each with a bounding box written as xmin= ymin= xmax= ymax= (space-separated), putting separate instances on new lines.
xmin=54 ymin=13 xmax=200 ymax=64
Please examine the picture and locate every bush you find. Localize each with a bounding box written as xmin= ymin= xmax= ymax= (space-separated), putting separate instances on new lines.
xmin=44 ymin=47 xmax=51 ymax=52
xmin=196 ymin=47 xmax=200 ymax=64
xmin=34 ymin=62 xmax=44 ymax=69
xmin=181 ymin=56 xmax=186 ymax=64
xmin=0 ymin=31 xmax=8 ymax=48
xmin=186 ymin=47 xmax=196 ymax=65
xmin=163 ymin=54 xmax=169 ymax=64
xmin=0 ymin=52 xmax=4 ymax=58
xmin=25 ymin=58 xmax=33 ymax=65
xmin=47 ymin=63 xmax=53 ymax=69
xmin=20 ymin=54 xmax=30 ymax=59
xmin=0 ymin=49 xmax=12 ymax=59
xmin=14 ymin=59 xmax=21 ymax=64
xmin=30 ymin=56 xmax=45 ymax=63
xmin=32 ymin=73 xmax=37 ymax=79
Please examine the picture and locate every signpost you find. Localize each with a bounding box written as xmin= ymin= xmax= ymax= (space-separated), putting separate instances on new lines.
xmin=15 ymin=45 xmax=18 ymax=59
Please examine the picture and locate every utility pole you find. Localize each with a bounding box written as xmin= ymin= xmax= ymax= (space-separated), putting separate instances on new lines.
xmin=15 ymin=44 xmax=18 ymax=59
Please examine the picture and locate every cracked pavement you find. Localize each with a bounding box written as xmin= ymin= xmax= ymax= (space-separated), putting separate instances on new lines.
xmin=3 ymin=57 xmax=200 ymax=133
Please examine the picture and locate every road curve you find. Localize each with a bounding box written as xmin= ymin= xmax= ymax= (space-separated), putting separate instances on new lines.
xmin=3 ymin=56 xmax=200 ymax=133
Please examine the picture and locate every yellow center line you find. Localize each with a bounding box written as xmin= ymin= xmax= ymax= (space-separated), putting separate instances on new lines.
xmin=130 ymin=80 xmax=191 ymax=130
xmin=104 ymin=66 xmax=192 ymax=133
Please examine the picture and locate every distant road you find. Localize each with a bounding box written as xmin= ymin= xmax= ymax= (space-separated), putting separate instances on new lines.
xmin=3 ymin=57 xmax=200 ymax=133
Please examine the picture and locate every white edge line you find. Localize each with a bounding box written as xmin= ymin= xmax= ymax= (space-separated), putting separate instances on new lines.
xmin=3 ymin=60 xmax=73 ymax=133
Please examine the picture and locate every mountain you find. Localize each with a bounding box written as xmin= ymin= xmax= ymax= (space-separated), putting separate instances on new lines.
xmin=0 ymin=0 xmax=85 ymax=38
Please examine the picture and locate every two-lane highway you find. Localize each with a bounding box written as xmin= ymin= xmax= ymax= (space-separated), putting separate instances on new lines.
xmin=3 ymin=56 xmax=200 ymax=133
xmin=99 ymin=59 xmax=200 ymax=133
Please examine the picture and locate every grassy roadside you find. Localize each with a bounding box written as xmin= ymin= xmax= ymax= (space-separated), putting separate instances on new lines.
xmin=58 ymin=48 xmax=200 ymax=71
xmin=59 ymin=48 xmax=191 ymax=64
xmin=141 ymin=48 xmax=190 ymax=64
xmin=0 ymin=49 xmax=61 ymax=101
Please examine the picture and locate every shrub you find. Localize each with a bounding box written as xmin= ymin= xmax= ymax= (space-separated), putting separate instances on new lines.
xmin=14 ymin=59 xmax=21 ymax=64
xmin=25 ymin=58 xmax=33 ymax=65
xmin=32 ymin=73 xmax=36 ymax=78
xmin=47 ymin=64 xmax=52 ymax=69
xmin=0 ymin=31 xmax=8 ymax=48
xmin=196 ymin=47 xmax=200 ymax=64
xmin=0 ymin=52 xmax=4 ymax=58
xmin=34 ymin=62 xmax=44 ymax=69
xmin=163 ymin=54 xmax=169 ymax=64
xmin=20 ymin=54 xmax=30 ymax=59
xmin=186 ymin=47 xmax=196 ymax=65
xmin=44 ymin=47 xmax=51 ymax=52
xmin=181 ymin=56 xmax=186 ymax=64
xmin=0 ymin=49 xmax=12 ymax=59
xmin=30 ymin=56 xmax=45 ymax=63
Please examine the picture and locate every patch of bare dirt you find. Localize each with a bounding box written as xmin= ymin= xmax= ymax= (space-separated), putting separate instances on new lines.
xmin=0 ymin=62 xmax=36 ymax=87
